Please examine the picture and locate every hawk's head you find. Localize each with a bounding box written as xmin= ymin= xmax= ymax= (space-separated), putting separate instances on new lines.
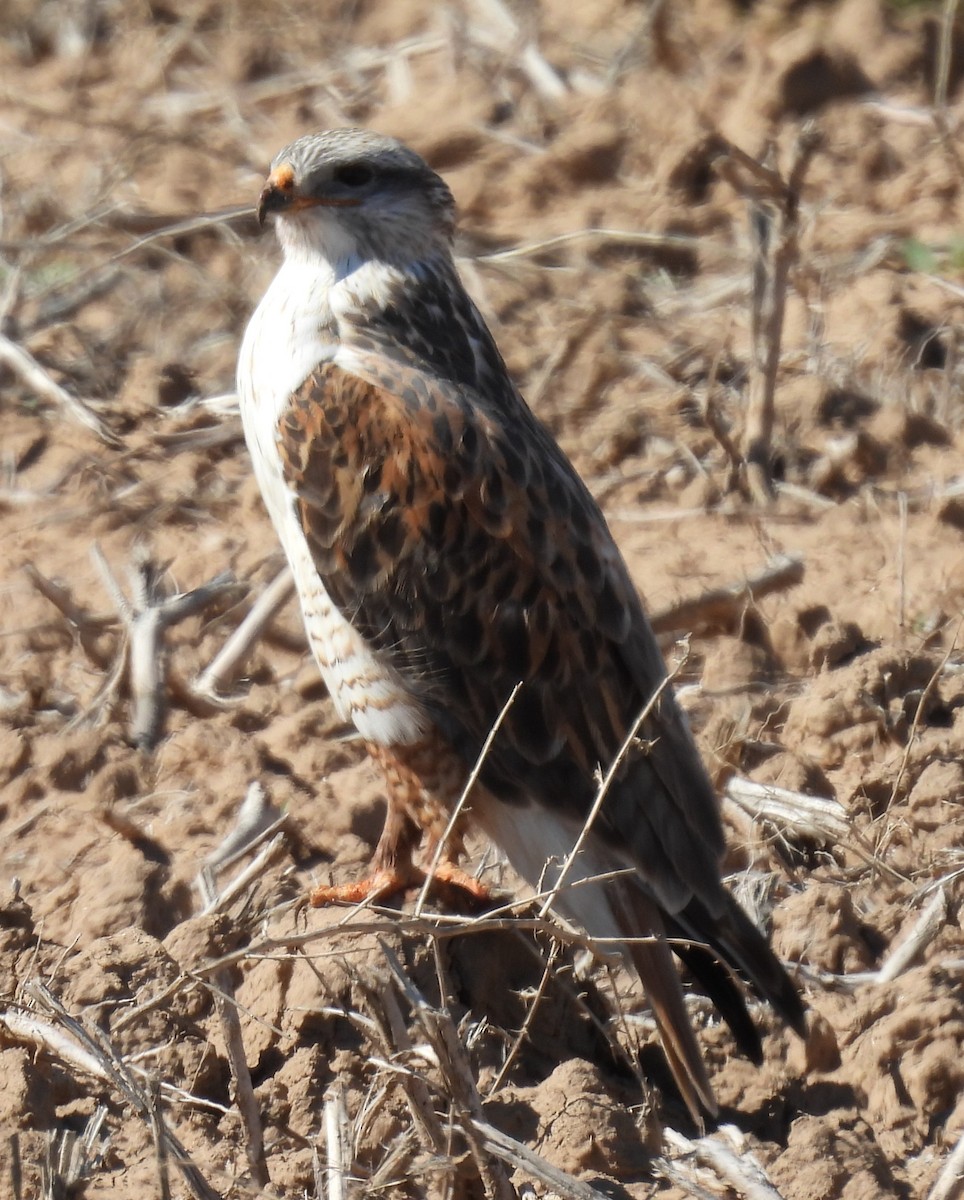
xmin=257 ymin=129 xmax=456 ymax=269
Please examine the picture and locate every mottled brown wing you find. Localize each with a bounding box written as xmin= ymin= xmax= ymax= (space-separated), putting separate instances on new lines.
xmin=277 ymin=358 xmax=725 ymax=913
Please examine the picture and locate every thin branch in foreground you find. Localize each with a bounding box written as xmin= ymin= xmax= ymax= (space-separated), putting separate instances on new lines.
xmin=486 ymin=938 xmax=560 ymax=1096
xmin=381 ymin=942 xmax=516 ymax=1200
xmin=539 ymin=651 xmax=685 ymax=920
xmin=414 ymin=681 xmax=522 ymax=917
xmin=196 ymin=868 xmax=269 ymax=1190
xmin=17 ymin=982 xmax=220 ymax=1200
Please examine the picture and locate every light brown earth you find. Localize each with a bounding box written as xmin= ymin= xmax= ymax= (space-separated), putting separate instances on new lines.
xmin=0 ymin=1 xmax=962 ymax=1197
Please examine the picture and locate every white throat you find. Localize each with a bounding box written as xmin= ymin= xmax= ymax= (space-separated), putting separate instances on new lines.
xmin=238 ymin=253 xmax=337 ymax=425
xmin=236 ymin=218 xmax=431 ymax=747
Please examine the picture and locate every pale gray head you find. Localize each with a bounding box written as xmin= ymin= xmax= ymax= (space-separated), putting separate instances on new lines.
xmin=257 ymin=128 xmax=456 ymax=269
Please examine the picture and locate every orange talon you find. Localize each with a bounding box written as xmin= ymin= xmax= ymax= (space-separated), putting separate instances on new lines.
xmin=310 ymin=867 xmax=412 ymax=908
xmin=310 ymin=861 xmax=491 ymax=910
xmin=428 ymin=861 xmax=492 ymax=905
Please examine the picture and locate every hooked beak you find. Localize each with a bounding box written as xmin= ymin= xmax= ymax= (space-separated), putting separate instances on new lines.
xmin=257 ymin=162 xmax=298 ymax=227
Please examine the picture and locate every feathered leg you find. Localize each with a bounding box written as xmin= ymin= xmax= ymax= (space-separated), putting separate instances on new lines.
xmin=311 ymin=739 xmax=489 ymax=907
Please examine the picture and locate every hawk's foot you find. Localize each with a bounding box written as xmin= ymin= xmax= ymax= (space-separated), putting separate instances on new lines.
xmin=310 ymin=860 xmax=490 ymax=910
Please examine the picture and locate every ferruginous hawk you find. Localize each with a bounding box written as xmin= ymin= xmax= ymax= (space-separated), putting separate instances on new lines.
xmin=237 ymin=128 xmax=805 ymax=1119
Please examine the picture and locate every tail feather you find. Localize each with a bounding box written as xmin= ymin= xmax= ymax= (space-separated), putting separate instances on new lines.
xmin=673 ymin=891 xmax=807 ymax=1039
xmin=474 ymin=800 xmax=805 ymax=1120
xmin=611 ymin=885 xmax=718 ymax=1122
xmin=663 ymin=931 xmax=764 ymax=1064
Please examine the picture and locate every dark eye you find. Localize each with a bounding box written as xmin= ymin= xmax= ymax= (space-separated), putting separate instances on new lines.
xmin=333 ymin=163 xmax=374 ymax=188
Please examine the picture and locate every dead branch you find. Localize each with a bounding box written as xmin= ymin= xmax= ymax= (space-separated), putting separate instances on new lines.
xmin=192 ymin=566 xmax=294 ymax=702
xmin=196 ymin=869 xmax=269 ymax=1189
xmin=205 ymin=780 xmax=286 ymax=873
xmin=25 ymin=564 xmax=114 ymax=667
xmin=0 ymin=331 xmax=117 ymax=445
xmin=539 ymin=656 xmax=684 ymax=920
xmin=93 ymin=543 xmax=236 ymax=749
xmin=27 ymin=266 xmax=124 ymax=335
xmin=201 ymin=832 xmax=288 ymax=917
xmin=99 ymin=808 xmax=169 ymax=862
xmin=475 ymin=226 xmax=716 ymax=266
xmin=650 ymin=553 xmax=803 ymax=635
xmin=381 ymin=941 xmax=516 ymax=1200
xmin=876 ymin=886 xmax=948 ymax=984
xmin=415 ymin=681 xmax=521 ymax=916
xmin=928 ymin=1119 xmax=964 ymax=1200
xmin=323 ymin=1085 xmax=352 ymax=1200
xmin=40 ymin=1110 xmax=108 ymax=1200
xmin=487 ymin=939 xmax=560 ymax=1095
xmin=724 ymin=776 xmax=851 ymax=844
xmin=710 ymin=125 xmax=821 ymax=503
xmin=724 ymin=775 xmax=904 ymax=881
xmin=0 ymin=1008 xmax=112 ymax=1083
xmin=471 ymin=1121 xmax=612 ymax=1200
xmin=663 ymin=1125 xmax=787 ymax=1200
xmin=19 ymin=982 xmax=221 ymax=1200
xmin=203 ymin=885 xmax=648 ymax=978
xmin=366 ymin=973 xmax=450 ymax=1157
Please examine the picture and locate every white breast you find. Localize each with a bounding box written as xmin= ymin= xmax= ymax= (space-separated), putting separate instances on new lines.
xmin=238 ymin=255 xmax=428 ymax=746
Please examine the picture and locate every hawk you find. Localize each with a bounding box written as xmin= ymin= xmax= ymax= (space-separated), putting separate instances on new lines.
xmin=237 ymin=128 xmax=805 ymax=1119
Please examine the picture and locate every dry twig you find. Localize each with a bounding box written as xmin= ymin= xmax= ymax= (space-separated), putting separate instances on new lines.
xmin=205 ymin=780 xmax=286 ymax=872
xmin=0 ymin=331 xmax=117 ymax=444
xmin=663 ymin=1125 xmax=787 ymax=1200
xmin=710 ymin=126 xmax=821 ymax=502
xmin=539 ymin=652 xmax=686 ymax=920
xmin=16 ymin=982 xmax=220 ymax=1200
xmin=650 ymin=553 xmax=803 ymax=635
xmin=724 ymin=776 xmax=851 ymax=844
xmin=928 ymin=1120 xmax=964 ymax=1200
xmin=875 ymin=886 xmax=949 ymax=984
xmin=40 ymin=1108 xmax=108 ymax=1200
xmin=25 ymin=563 xmax=114 ymax=667
xmin=196 ymin=868 xmax=269 ymax=1189
xmin=724 ymin=775 xmax=903 ymax=881
xmin=414 ymin=681 xmax=522 ymax=916
xmin=323 ymin=1084 xmax=353 ymax=1200
xmin=192 ymin=565 xmax=295 ymax=702
xmin=93 ymin=543 xmax=236 ymax=749
xmin=381 ymin=941 xmax=516 ymax=1200
xmin=471 ymin=1120 xmax=613 ymax=1200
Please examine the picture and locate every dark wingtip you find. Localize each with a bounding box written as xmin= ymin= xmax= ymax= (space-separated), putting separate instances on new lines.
xmin=672 ymin=890 xmax=808 ymax=1048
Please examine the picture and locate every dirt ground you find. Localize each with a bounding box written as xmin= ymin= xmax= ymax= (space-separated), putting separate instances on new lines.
xmin=1 ymin=0 xmax=963 ymax=1196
